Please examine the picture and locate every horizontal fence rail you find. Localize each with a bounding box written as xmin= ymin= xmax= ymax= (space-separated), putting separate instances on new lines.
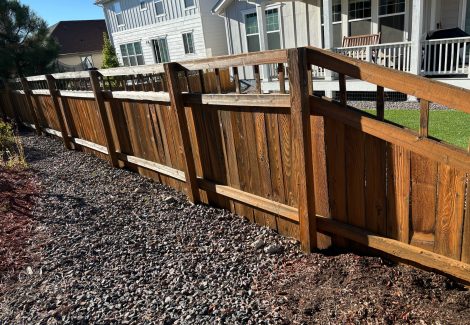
xmin=0 ymin=47 xmax=469 ymax=283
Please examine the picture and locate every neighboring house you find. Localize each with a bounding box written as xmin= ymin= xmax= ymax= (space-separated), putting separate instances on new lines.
xmin=95 ymin=0 xmax=228 ymax=67
xmin=49 ymin=20 xmax=107 ymax=72
xmin=213 ymin=0 xmax=470 ymax=92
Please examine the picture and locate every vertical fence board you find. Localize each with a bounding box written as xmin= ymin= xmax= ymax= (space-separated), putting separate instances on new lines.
xmin=387 ymin=144 xmax=411 ymax=243
xmin=434 ymin=164 xmax=466 ymax=260
xmin=324 ymin=117 xmax=348 ymax=246
xmin=410 ymin=153 xmax=438 ymax=251
xmin=461 ymin=177 xmax=470 ymax=263
xmin=364 ymin=134 xmax=387 ymax=235
xmin=310 ymin=114 xmax=332 ymax=248
xmin=345 ymin=127 xmax=366 ymax=228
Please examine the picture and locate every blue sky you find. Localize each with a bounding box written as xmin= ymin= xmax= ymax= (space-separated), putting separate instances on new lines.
xmin=20 ymin=0 xmax=105 ymax=26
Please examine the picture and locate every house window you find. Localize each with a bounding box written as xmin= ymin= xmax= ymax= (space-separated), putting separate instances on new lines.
xmin=245 ymin=12 xmax=260 ymax=52
xmin=140 ymin=1 xmax=147 ymax=10
xmin=153 ymin=38 xmax=170 ymax=63
xmin=184 ymin=0 xmax=195 ymax=8
xmin=155 ymin=0 xmax=164 ymax=15
xmin=120 ymin=42 xmax=144 ymax=66
xmin=182 ymin=32 xmax=195 ymax=54
xmin=378 ymin=0 xmax=405 ymax=43
xmin=80 ymin=56 xmax=94 ymax=69
xmin=349 ymin=0 xmax=371 ymax=20
xmin=266 ymin=8 xmax=281 ymax=50
xmin=378 ymin=0 xmax=405 ymax=15
xmin=113 ymin=1 xmax=124 ymax=26
xmin=348 ymin=0 xmax=372 ymax=36
xmin=332 ymin=0 xmax=342 ymax=22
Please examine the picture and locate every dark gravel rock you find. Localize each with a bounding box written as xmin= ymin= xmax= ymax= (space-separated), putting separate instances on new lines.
xmin=1 ymin=132 xmax=469 ymax=324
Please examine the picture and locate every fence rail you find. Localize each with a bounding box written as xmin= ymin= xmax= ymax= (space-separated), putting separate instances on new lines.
xmin=0 ymin=47 xmax=469 ymax=283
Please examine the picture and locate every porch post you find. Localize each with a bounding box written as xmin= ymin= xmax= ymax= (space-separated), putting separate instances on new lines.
xmin=257 ymin=3 xmax=270 ymax=84
xmin=410 ymin=0 xmax=424 ymax=76
xmin=322 ymin=0 xmax=334 ymax=97
xmin=322 ymin=0 xmax=333 ymax=51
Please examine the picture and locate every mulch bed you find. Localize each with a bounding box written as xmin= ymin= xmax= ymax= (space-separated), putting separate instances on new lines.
xmin=0 ymin=167 xmax=43 ymax=285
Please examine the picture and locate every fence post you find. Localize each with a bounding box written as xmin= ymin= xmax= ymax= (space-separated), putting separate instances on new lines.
xmin=89 ymin=70 xmax=119 ymax=167
xmin=45 ymin=75 xmax=72 ymax=149
xmin=20 ymin=77 xmax=42 ymax=135
xmin=164 ymin=62 xmax=200 ymax=204
xmin=287 ymin=47 xmax=317 ymax=252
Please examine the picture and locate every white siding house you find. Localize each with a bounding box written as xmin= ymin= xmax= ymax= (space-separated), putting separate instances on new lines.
xmin=96 ymin=0 xmax=228 ymax=67
xmin=213 ymin=0 xmax=470 ymax=92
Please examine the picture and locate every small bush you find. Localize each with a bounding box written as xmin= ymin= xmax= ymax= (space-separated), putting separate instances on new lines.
xmin=0 ymin=120 xmax=26 ymax=169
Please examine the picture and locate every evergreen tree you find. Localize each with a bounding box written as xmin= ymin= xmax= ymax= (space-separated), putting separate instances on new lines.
xmin=0 ymin=0 xmax=59 ymax=78
xmin=101 ymin=32 xmax=119 ymax=69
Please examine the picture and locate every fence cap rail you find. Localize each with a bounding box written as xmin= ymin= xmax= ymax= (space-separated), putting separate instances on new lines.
xmin=307 ymin=46 xmax=470 ymax=114
xmin=17 ymin=49 xmax=289 ymax=82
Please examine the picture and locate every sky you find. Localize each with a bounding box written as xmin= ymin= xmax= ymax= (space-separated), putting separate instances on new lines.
xmin=20 ymin=0 xmax=105 ymax=26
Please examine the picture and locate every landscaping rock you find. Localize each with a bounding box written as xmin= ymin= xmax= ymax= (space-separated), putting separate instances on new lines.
xmin=0 ymin=131 xmax=469 ymax=325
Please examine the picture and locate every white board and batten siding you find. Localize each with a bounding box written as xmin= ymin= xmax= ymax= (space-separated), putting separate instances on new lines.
xmin=103 ymin=0 xmax=228 ymax=66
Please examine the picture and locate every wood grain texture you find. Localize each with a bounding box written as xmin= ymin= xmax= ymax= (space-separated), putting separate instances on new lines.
xmin=410 ymin=153 xmax=438 ymax=251
xmin=164 ymin=63 xmax=200 ymax=203
xmin=434 ymin=164 xmax=466 ymax=260
xmin=288 ymin=47 xmax=317 ymax=252
xmin=461 ymin=177 xmax=470 ymax=263
xmin=89 ymin=71 xmax=119 ymax=167
xmin=387 ymin=143 xmax=411 ymax=243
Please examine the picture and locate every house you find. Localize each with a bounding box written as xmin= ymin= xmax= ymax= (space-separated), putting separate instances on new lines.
xmin=213 ymin=0 xmax=470 ymax=93
xmin=49 ymin=20 xmax=107 ymax=72
xmin=95 ymin=0 xmax=228 ymax=67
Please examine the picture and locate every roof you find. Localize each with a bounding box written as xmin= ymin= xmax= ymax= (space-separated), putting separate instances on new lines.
xmin=49 ymin=20 xmax=107 ymax=55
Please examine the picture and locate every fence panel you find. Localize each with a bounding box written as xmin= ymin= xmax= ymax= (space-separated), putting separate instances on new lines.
xmin=2 ymin=47 xmax=469 ymax=282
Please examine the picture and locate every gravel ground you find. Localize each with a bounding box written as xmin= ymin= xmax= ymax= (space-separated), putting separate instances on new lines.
xmin=1 ymin=132 xmax=469 ymax=324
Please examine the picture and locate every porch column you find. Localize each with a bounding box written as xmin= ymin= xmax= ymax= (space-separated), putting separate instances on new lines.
xmin=410 ymin=0 xmax=424 ymax=75
xmin=322 ymin=0 xmax=334 ymax=86
xmin=257 ymin=3 xmax=270 ymax=83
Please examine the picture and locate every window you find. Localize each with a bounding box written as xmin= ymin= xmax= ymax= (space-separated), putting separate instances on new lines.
xmin=266 ymin=8 xmax=281 ymax=50
xmin=153 ymin=38 xmax=170 ymax=63
xmin=80 ymin=56 xmax=94 ymax=69
xmin=182 ymin=32 xmax=195 ymax=54
xmin=140 ymin=1 xmax=147 ymax=10
xmin=348 ymin=0 xmax=371 ymax=36
xmin=120 ymin=42 xmax=144 ymax=66
xmin=379 ymin=0 xmax=405 ymax=16
xmin=245 ymin=12 xmax=260 ymax=52
xmin=113 ymin=1 xmax=124 ymax=26
xmin=379 ymin=0 xmax=405 ymax=43
xmin=184 ymin=0 xmax=195 ymax=8
xmin=332 ymin=0 xmax=342 ymax=23
xmin=155 ymin=0 xmax=164 ymax=15
xmin=349 ymin=0 xmax=371 ymax=20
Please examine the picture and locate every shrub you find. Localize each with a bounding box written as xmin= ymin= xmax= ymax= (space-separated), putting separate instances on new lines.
xmin=0 ymin=120 xmax=26 ymax=168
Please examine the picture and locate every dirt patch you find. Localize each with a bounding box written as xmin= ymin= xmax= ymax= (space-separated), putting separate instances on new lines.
xmin=259 ymin=252 xmax=470 ymax=324
xmin=0 ymin=167 xmax=43 ymax=285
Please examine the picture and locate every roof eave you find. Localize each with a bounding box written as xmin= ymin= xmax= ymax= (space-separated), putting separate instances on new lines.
xmin=211 ymin=0 xmax=233 ymax=15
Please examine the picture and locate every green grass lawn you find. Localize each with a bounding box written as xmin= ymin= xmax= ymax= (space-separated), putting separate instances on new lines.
xmin=364 ymin=109 xmax=469 ymax=150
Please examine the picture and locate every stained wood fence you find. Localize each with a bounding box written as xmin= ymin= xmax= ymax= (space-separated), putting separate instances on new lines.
xmin=0 ymin=47 xmax=469 ymax=283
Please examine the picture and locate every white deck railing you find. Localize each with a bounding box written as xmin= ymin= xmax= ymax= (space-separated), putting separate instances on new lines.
xmin=334 ymin=41 xmax=413 ymax=72
xmin=422 ymin=36 xmax=470 ymax=76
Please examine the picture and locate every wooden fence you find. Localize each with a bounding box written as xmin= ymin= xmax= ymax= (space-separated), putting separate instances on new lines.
xmin=0 ymin=47 xmax=469 ymax=283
